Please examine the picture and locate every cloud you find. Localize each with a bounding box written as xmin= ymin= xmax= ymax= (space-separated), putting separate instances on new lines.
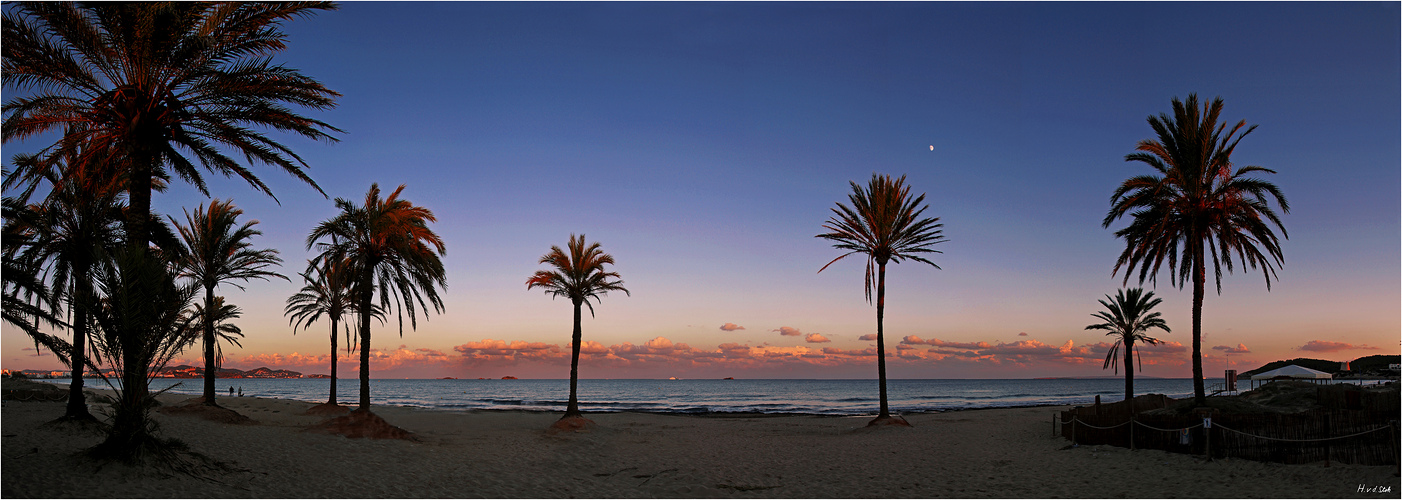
xmin=804 ymin=333 xmax=831 ymax=343
xmin=900 ymin=335 xmax=990 ymax=350
xmin=238 ymin=351 xmax=330 ymax=369
xmin=773 ymin=326 xmax=802 ymax=337
xmin=821 ymin=347 xmax=876 ymax=357
xmin=717 ymin=343 xmax=752 ymax=357
xmin=1140 ymin=341 xmax=1187 ymax=354
xmin=1212 ymin=344 xmax=1251 ymax=354
xmin=858 ymin=334 xmax=877 ymax=341
xmin=577 ymin=340 xmax=609 ymax=354
xmin=719 ymin=323 xmax=745 ymax=331
xmin=1018 ymin=332 xmax=1029 ymax=337
xmin=1299 ymin=340 xmax=1378 ymax=353
xmin=455 ymin=339 xmax=560 ymax=357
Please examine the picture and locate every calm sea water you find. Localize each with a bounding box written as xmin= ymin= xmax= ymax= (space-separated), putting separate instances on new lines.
xmin=64 ymin=377 xmax=1220 ymax=415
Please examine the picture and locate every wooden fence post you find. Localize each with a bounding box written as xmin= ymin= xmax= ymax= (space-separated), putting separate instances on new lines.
xmin=1129 ymin=415 xmax=1135 ymax=451
xmin=1205 ymin=418 xmax=1212 ymax=461
xmin=1391 ymin=420 xmax=1398 ymax=466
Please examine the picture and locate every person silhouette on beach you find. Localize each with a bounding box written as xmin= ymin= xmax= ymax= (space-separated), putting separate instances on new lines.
xmin=229 ymin=386 xmax=234 ymax=396
xmin=238 ymin=387 xmax=243 ymax=397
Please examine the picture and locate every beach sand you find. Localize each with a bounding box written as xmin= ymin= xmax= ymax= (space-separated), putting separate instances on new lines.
xmin=2 ymin=390 xmax=1396 ymax=498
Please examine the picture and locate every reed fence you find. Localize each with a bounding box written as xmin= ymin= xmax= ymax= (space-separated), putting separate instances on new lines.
xmin=1053 ymin=392 xmax=1400 ymax=466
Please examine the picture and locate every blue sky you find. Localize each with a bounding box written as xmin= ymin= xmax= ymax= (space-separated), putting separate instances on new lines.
xmin=5 ymin=2 xmax=1398 ymax=378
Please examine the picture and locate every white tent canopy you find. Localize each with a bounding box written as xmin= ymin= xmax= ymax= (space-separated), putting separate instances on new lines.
xmin=1250 ymin=364 xmax=1333 ymax=380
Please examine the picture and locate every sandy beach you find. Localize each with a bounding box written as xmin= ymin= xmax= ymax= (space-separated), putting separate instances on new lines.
xmin=3 ymin=388 xmax=1397 ymax=499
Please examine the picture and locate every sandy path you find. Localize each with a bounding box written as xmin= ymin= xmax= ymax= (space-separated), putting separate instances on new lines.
xmin=2 ymin=393 xmax=1396 ymax=498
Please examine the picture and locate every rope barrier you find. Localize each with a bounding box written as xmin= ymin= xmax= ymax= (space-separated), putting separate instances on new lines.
xmin=1215 ymin=423 xmax=1392 ymax=443
xmin=1134 ymin=420 xmax=1203 ymax=433
xmin=1062 ymin=415 xmax=1198 ymax=433
xmin=1060 ymin=413 xmax=1390 ymax=443
xmin=1072 ymin=418 xmax=1131 ymax=430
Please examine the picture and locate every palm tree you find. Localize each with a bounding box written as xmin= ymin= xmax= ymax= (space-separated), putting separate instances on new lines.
xmin=307 ymin=184 xmax=446 ymax=412
xmin=285 ymin=255 xmax=383 ymax=407
xmin=817 ymin=173 xmax=946 ymax=427
xmin=1104 ymin=95 xmax=1288 ymax=406
xmin=1 ymin=198 xmax=70 ymax=370
xmin=526 ymin=234 xmax=629 ymax=425
xmin=4 ymin=158 xmax=125 ymax=420
xmin=1085 ymin=288 xmax=1170 ymax=402
xmin=187 ymin=296 xmax=246 ymax=377
xmin=86 ymin=247 xmax=199 ymax=463
xmin=171 ymin=199 xmax=286 ymax=406
xmin=2 ymin=253 xmax=68 ymax=357
xmin=2 ymin=2 xmax=341 ymax=253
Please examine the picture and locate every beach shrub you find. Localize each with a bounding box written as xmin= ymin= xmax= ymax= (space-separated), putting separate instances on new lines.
xmin=86 ymin=249 xmax=199 ymax=463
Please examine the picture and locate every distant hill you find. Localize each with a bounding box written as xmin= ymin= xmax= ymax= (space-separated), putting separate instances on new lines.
xmin=1349 ymin=355 xmax=1401 ymax=374
xmin=1240 ymin=355 xmax=1400 ymax=378
xmin=1239 ymin=358 xmax=1340 ymax=377
xmin=157 ymin=365 xmax=302 ymax=379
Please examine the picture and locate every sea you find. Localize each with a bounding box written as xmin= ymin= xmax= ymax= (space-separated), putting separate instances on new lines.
xmin=55 ymin=377 xmax=1232 ymax=415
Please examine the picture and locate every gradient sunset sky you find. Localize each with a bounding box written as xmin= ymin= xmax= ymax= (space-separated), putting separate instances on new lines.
xmin=4 ymin=2 xmax=1398 ymax=379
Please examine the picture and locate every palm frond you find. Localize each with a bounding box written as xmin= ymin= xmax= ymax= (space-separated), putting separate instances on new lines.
xmin=816 ymin=173 xmax=946 ymax=303
xmin=526 ymin=234 xmax=629 ymax=317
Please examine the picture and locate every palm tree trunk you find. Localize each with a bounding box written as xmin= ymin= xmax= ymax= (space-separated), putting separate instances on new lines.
xmin=203 ymin=286 xmax=218 ymax=405
xmin=116 ymin=329 xmax=149 ymax=442
xmin=126 ymin=154 xmax=153 ymax=254
xmin=1124 ymin=341 xmax=1135 ymax=402
xmin=359 ymin=269 xmax=373 ymax=411
xmin=64 ymin=275 xmax=93 ymax=419
xmin=1192 ymin=244 xmax=1206 ymax=407
xmin=876 ymin=262 xmax=890 ymax=418
xmin=565 ymin=299 xmax=583 ymax=417
xmin=329 ymin=318 xmax=338 ymax=406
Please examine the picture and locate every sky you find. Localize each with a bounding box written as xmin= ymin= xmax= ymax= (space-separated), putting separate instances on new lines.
xmin=4 ymin=2 xmax=1399 ymax=379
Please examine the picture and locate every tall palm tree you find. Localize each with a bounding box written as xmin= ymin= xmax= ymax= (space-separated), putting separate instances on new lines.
xmin=817 ymin=173 xmax=946 ymax=427
xmin=2 ymin=2 xmax=341 ymax=253
xmin=526 ymin=234 xmax=629 ymax=423
xmin=307 ymin=184 xmax=446 ymax=412
xmin=285 ymin=255 xmax=383 ymax=407
xmin=6 ymin=162 xmax=125 ymax=420
xmin=1104 ymin=95 xmax=1288 ymax=406
xmin=1085 ymin=288 xmax=1170 ymax=402
xmin=172 ymin=199 xmax=285 ymax=406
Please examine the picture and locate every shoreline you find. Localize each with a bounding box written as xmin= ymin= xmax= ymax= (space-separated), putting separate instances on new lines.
xmin=5 ymin=389 xmax=1397 ymax=498
xmin=27 ymin=377 xmax=1209 ymax=416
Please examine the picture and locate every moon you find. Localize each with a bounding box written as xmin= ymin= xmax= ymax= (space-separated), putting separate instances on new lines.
xmin=929 ymin=145 xmax=934 ymax=151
